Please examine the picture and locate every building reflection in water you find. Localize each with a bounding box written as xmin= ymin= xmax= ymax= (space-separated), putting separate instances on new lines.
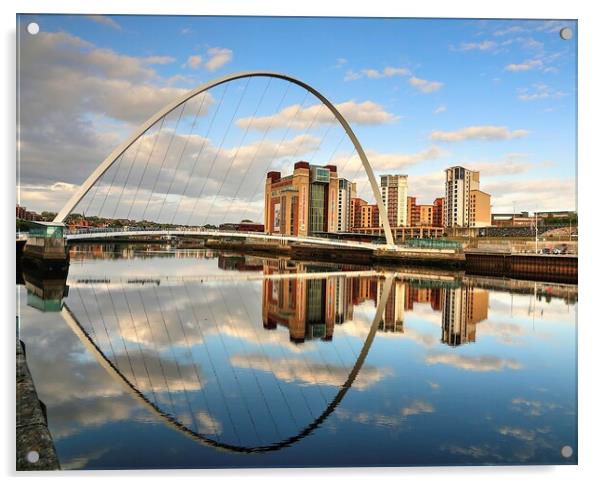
xmin=441 ymin=285 xmax=489 ymax=346
xmin=261 ymin=260 xmax=490 ymax=346
xmin=262 ymin=260 xmax=342 ymax=343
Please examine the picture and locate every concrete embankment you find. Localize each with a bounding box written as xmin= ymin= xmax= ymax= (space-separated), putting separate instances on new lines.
xmin=16 ymin=339 xmax=60 ymax=471
xmin=464 ymin=251 xmax=577 ymax=284
xmin=204 ymin=239 xmax=577 ymax=283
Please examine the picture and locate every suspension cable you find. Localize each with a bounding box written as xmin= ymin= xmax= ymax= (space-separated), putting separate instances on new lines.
xmin=156 ymin=94 xmax=208 ymax=223
xmin=187 ymin=77 xmax=251 ymax=227
xmin=111 ymin=132 xmax=145 ymax=220
xmin=141 ymin=104 xmax=186 ymax=222
xmin=238 ymin=89 xmax=310 ymax=223
xmin=203 ymin=77 xmax=272 ymax=226
xmin=221 ymin=80 xmax=291 ymax=224
xmin=185 ymin=283 xmax=240 ymax=443
xmin=126 ymin=116 xmax=167 ymax=221
xmin=173 ymin=85 xmax=228 ymax=226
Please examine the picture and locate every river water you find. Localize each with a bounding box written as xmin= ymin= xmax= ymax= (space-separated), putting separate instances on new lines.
xmin=17 ymin=244 xmax=577 ymax=469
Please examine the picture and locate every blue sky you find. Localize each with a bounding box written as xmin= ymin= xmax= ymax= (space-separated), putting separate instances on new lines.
xmin=17 ymin=15 xmax=577 ymax=218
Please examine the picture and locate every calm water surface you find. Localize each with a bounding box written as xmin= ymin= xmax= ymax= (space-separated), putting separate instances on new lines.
xmin=17 ymin=245 xmax=577 ymax=469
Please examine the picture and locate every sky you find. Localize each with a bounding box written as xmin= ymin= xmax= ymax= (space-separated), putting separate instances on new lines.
xmin=16 ymin=14 xmax=577 ymax=222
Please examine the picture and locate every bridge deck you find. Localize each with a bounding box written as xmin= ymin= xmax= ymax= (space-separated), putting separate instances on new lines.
xmin=64 ymin=228 xmax=459 ymax=255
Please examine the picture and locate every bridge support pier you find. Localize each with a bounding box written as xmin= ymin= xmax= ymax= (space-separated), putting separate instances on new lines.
xmin=22 ymin=222 xmax=69 ymax=271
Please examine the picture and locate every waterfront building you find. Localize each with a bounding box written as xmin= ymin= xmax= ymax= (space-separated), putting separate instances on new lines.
xmin=491 ymin=212 xmax=534 ymax=226
xmin=360 ymin=204 xmax=380 ymax=229
xmin=407 ymin=196 xmax=420 ymax=226
xmin=337 ymin=178 xmax=356 ymax=232
xmin=351 ymin=225 xmax=444 ymax=241
xmin=432 ymin=197 xmax=444 ymax=227
xmin=351 ymin=197 xmax=367 ymax=229
xmin=419 ymin=204 xmax=434 ymax=226
xmin=469 ymin=190 xmax=492 ymax=228
xmin=444 ymin=166 xmax=491 ymax=228
xmin=264 ymin=161 xmax=338 ymax=237
xmin=16 ymin=204 xmax=42 ymax=222
xmin=380 ymin=174 xmax=408 ymax=228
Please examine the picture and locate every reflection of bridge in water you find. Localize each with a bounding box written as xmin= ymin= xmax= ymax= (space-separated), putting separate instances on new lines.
xmin=61 ymin=269 xmax=394 ymax=453
xmin=20 ymin=253 xmax=578 ymax=454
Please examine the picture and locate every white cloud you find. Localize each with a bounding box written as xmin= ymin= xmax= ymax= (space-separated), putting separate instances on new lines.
xmin=344 ymin=66 xmax=411 ymax=81
xmin=486 ymin=177 xmax=576 ymax=212
xmin=401 ymin=400 xmax=435 ymax=416
xmin=535 ymin=20 xmax=567 ymax=34
xmin=63 ymin=130 xmax=321 ymax=221
xmin=510 ymin=397 xmax=560 ymax=416
xmin=230 ymin=353 xmax=391 ymax=390
xmin=434 ymin=104 xmax=447 ymax=114
xmin=196 ymin=411 xmax=222 ymax=434
xmin=144 ymin=55 xmax=175 ymax=65
xmin=517 ymin=83 xmax=566 ymax=101
xmin=185 ymin=54 xmax=203 ymax=70
xmin=430 ymin=125 xmax=529 ymax=142
xmin=520 ymin=38 xmax=545 ymax=50
xmin=18 ymin=29 xmax=219 ymax=212
xmin=85 ymin=15 xmax=122 ymax=30
xmin=461 ymin=154 xmax=545 ymax=176
xmin=205 ymin=47 xmax=233 ymax=71
xmin=185 ymin=48 xmax=233 ymax=71
xmin=363 ymin=146 xmax=447 ymax=171
xmin=335 ymin=149 xmax=448 ymax=202
xmin=237 ymin=100 xmax=398 ymax=130
xmin=334 ymin=58 xmax=348 ymax=68
xmin=455 ymin=40 xmax=497 ymax=51
xmin=505 ymin=59 xmax=543 ymax=72
xmin=494 ymin=26 xmax=526 ymax=36
xmin=498 ymin=426 xmax=536 ymax=441
xmin=425 ymin=351 xmax=523 ymax=372
xmin=343 ymin=70 xmax=362 ymax=81
xmin=408 ymin=76 xmax=444 ymax=93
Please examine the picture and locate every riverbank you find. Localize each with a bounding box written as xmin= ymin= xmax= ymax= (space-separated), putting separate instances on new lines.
xmin=204 ymin=239 xmax=577 ymax=284
xmin=16 ymin=338 xmax=60 ymax=471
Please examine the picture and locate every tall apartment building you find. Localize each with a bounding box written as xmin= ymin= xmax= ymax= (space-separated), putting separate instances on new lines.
xmin=407 ymin=196 xmax=420 ymax=226
xmin=419 ymin=204 xmax=434 ymax=226
xmin=444 ymin=166 xmax=491 ymax=228
xmin=380 ymin=174 xmax=408 ymax=228
xmin=469 ymin=190 xmax=492 ymax=227
xmin=432 ymin=197 xmax=444 ymax=227
xmin=351 ymin=197 xmax=366 ymax=229
xmin=407 ymin=197 xmax=439 ymax=226
xmin=360 ymin=204 xmax=380 ymax=228
xmin=265 ymin=161 xmax=338 ymax=237
xmin=336 ymin=179 xmax=356 ymax=232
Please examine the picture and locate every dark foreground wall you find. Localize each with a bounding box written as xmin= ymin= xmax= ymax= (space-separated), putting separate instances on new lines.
xmin=16 ymin=339 xmax=60 ymax=471
xmin=465 ymin=252 xmax=577 ymax=284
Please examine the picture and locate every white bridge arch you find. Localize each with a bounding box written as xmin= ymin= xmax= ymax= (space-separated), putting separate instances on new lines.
xmin=54 ymin=71 xmax=395 ymax=246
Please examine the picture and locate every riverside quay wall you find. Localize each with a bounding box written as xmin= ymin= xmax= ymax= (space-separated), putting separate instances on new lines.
xmin=204 ymin=239 xmax=577 ymax=284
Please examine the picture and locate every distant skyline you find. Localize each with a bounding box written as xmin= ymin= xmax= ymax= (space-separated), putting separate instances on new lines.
xmin=17 ymin=15 xmax=577 ymax=218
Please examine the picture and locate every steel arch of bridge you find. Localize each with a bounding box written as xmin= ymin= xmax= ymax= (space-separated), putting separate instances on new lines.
xmin=53 ymin=71 xmax=395 ymax=246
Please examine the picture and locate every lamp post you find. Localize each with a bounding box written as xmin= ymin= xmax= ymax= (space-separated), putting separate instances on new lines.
xmin=534 ymin=207 xmax=539 ymax=254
